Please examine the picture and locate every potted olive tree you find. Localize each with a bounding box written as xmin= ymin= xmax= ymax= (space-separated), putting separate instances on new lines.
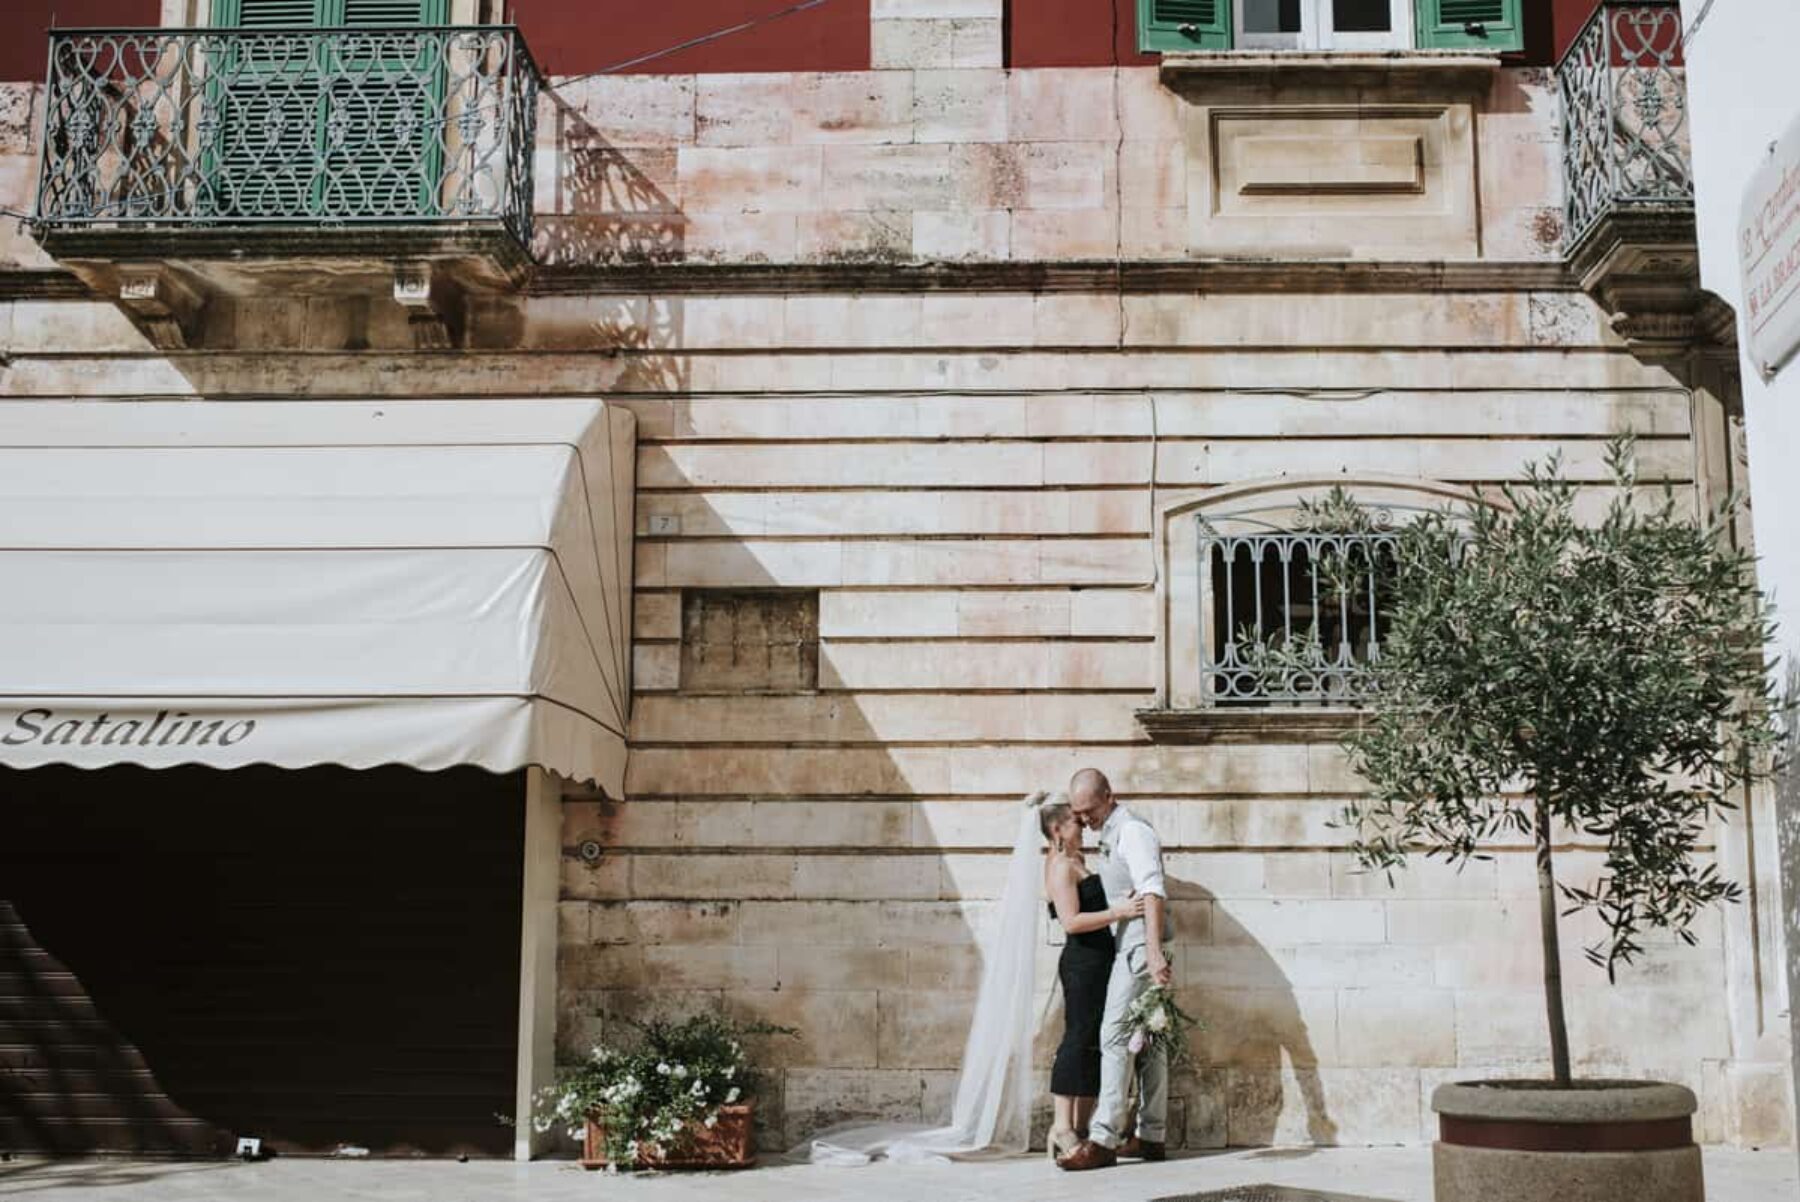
xmin=1315 ymin=443 xmax=1774 ymax=1202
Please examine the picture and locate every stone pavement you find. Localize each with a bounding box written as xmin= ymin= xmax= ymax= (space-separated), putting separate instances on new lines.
xmin=0 ymin=1147 xmax=1793 ymax=1202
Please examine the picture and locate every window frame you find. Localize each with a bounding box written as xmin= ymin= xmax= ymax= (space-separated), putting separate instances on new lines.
xmin=1140 ymin=0 xmax=1524 ymax=54
xmin=1148 ymin=477 xmax=1488 ymax=716
xmin=1233 ymin=0 xmax=1414 ymax=52
xmin=1198 ymin=519 xmax=1403 ymax=708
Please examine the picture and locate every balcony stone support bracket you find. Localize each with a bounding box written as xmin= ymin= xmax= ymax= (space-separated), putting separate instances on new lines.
xmin=39 ymin=227 xmax=533 ymax=351
xmin=113 ymin=263 xmax=206 ymax=351
xmin=1567 ymin=206 xmax=1737 ymax=364
xmin=394 ymin=261 xmax=467 ymax=350
xmin=32 ymin=24 xmax=540 ymax=350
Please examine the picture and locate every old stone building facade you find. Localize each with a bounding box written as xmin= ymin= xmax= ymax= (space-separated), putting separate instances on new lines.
xmin=0 ymin=0 xmax=1791 ymax=1158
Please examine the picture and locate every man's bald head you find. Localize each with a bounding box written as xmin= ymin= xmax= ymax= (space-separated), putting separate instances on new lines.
xmin=1068 ymin=768 xmax=1115 ymax=830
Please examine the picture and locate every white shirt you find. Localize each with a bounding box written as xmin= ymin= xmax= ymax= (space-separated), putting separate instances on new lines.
xmin=1098 ymin=804 xmax=1166 ymax=900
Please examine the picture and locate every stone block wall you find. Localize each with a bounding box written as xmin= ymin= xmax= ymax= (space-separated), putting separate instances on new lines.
xmin=530 ymin=63 xmax=1565 ymax=269
xmin=538 ymin=285 xmax=1791 ymax=1150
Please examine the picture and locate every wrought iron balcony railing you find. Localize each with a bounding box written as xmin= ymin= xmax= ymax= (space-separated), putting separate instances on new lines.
xmin=1200 ymin=520 xmax=1401 ymax=707
xmin=1558 ymin=0 xmax=1691 ymax=253
xmin=35 ymin=26 xmax=540 ymax=250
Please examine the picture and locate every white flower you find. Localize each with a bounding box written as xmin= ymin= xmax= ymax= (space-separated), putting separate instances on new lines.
xmin=657 ymin=1062 xmax=670 ymax=1075
xmin=1147 ymin=1008 xmax=1170 ymax=1033
xmin=725 ymin=1066 xmax=736 ymax=1079
xmin=672 ymin=1064 xmax=688 ymax=1079
xmin=704 ymin=1115 xmax=718 ymax=1129
xmin=726 ymin=1087 xmax=740 ymax=1104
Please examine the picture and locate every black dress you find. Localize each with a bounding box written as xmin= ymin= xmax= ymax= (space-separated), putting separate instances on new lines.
xmin=1049 ymin=873 xmax=1116 ymax=1097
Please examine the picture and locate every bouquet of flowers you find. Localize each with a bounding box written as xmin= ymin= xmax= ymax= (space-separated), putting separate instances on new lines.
xmin=533 ymin=1013 xmax=795 ymax=1169
xmin=1122 ymin=984 xmax=1201 ymax=1066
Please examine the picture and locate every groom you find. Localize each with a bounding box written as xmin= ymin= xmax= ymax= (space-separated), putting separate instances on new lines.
xmin=1058 ymin=767 xmax=1171 ymax=1171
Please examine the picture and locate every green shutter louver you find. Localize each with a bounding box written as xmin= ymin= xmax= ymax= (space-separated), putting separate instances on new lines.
xmin=1416 ymin=0 xmax=1523 ymax=51
xmin=1139 ymin=0 xmax=1231 ymax=52
xmin=340 ymin=0 xmax=442 ymax=25
xmin=214 ymin=0 xmax=326 ymax=27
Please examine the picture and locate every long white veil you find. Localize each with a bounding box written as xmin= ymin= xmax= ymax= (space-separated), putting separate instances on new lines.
xmin=798 ymin=798 xmax=1045 ymax=1164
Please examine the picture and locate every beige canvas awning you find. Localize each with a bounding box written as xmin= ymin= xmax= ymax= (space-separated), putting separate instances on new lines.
xmin=0 ymin=399 xmax=635 ymax=795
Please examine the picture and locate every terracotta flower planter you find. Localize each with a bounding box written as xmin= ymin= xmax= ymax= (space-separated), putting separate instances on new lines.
xmin=1432 ymin=1080 xmax=1702 ymax=1202
xmin=580 ymin=1103 xmax=756 ymax=1171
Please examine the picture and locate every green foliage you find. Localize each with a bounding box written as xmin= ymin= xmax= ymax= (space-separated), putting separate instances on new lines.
xmin=534 ymin=1012 xmax=797 ymax=1168
xmin=1338 ymin=439 xmax=1776 ymax=978
xmin=1230 ymin=485 xmax=1398 ymax=702
xmin=1298 ymin=484 xmax=1381 ymax=535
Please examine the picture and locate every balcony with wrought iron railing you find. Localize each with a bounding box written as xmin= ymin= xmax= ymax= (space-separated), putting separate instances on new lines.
xmin=32 ymin=25 xmax=541 ymax=347
xmin=1558 ymin=0 xmax=1691 ymax=251
xmin=1556 ymin=1 xmax=1730 ymax=358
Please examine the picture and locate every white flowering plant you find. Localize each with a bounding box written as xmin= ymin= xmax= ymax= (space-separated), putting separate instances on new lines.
xmin=533 ymin=1013 xmax=796 ymax=1169
xmin=1122 ymin=985 xmax=1201 ymax=1066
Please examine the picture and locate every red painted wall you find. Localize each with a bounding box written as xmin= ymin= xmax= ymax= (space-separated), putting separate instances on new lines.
xmin=0 ymin=0 xmax=159 ymax=83
xmin=1551 ymin=0 xmax=1601 ymax=61
xmin=508 ymin=0 xmax=870 ymax=76
xmin=1008 ymin=0 xmax=1157 ymax=69
xmin=0 ymin=0 xmax=1577 ymax=80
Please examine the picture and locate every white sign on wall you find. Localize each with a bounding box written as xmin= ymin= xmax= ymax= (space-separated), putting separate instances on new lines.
xmin=1739 ymin=111 xmax=1800 ymax=380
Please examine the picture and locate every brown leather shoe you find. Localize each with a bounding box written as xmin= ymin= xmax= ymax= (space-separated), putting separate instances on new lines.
xmin=1056 ymin=1140 xmax=1118 ymax=1171
xmin=1117 ymin=1136 xmax=1166 ymax=1161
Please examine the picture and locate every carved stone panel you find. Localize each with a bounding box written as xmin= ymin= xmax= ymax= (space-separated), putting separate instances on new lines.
xmin=1189 ymin=104 xmax=1479 ymax=259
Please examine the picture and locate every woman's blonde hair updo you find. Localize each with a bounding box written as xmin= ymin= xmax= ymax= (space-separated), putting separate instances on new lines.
xmin=1035 ymin=791 xmax=1073 ymax=844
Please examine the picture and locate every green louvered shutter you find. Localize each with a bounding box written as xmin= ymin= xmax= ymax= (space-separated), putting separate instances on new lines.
xmin=1139 ymin=0 xmax=1232 ymax=52
xmin=1416 ymin=0 xmax=1523 ymax=50
xmin=205 ymin=0 xmax=445 ymax=219
xmin=204 ymin=0 xmax=328 ymax=218
xmin=325 ymin=0 xmax=449 ymax=218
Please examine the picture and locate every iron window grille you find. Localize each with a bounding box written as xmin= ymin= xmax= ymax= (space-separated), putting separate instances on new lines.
xmin=1198 ymin=507 xmax=1435 ymax=707
xmin=34 ymin=25 xmax=540 ymax=250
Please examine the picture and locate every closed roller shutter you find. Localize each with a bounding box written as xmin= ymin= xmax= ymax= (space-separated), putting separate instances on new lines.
xmin=0 ymin=764 xmax=523 ymax=1158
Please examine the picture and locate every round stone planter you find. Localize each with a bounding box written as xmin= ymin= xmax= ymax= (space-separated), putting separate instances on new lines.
xmin=1432 ymin=1080 xmax=1702 ymax=1202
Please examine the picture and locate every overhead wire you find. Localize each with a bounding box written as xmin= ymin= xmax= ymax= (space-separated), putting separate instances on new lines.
xmin=424 ymin=0 xmax=837 ymax=126
xmin=557 ymin=0 xmax=831 ymax=81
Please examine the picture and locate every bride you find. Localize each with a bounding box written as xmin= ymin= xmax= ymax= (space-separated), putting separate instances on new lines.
xmin=800 ymin=791 xmax=1143 ymax=1165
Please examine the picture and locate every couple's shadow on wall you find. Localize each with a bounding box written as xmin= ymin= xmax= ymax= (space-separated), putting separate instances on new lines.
xmin=1031 ymin=874 xmax=1337 ymax=1151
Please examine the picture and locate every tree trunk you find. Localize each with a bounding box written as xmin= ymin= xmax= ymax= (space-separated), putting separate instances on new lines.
xmin=1534 ymin=796 xmax=1572 ymax=1086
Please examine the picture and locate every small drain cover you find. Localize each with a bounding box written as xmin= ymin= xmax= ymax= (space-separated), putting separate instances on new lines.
xmin=1158 ymin=1187 xmax=1397 ymax=1202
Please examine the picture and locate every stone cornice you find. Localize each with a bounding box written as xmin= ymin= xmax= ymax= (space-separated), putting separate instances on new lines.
xmin=1158 ymin=49 xmax=1502 ymax=99
xmin=1136 ymin=706 xmax=1367 ymax=745
xmin=0 ymin=270 xmax=92 ymax=300
xmin=0 ymin=258 xmax=1577 ymax=302
xmin=527 ymin=259 xmax=1575 ymax=296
